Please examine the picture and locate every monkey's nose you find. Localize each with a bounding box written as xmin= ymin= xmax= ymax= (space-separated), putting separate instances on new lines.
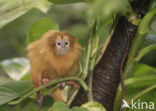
xmin=58 ymin=47 xmax=68 ymax=55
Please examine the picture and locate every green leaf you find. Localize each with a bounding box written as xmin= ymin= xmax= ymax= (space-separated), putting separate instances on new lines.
xmin=130 ymin=63 xmax=156 ymax=78
xmin=71 ymin=107 xmax=88 ymax=111
xmin=88 ymin=0 xmax=129 ymax=20
xmin=0 ymin=104 xmax=8 ymax=111
xmin=132 ymin=84 xmax=156 ymax=101
xmin=124 ymin=63 xmax=156 ymax=105
xmin=135 ymin=44 xmax=156 ymax=61
xmin=26 ymin=17 xmax=59 ymax=44
xmin=52 ymin=101 xmax=70 ymax=111
xmin=128 ymin=8 xmax=156 ymax=59
xmin=0 ymin=0 xmax=51 ymax=29
xmin=52 ymin=102 xmax=89 ymax=111
xmin=20 ymin=74 xmax=31 ymax=81
xmin=0 ymin=81 xmax=32 ymax=105
xmin=81 ymin=101 xmax=107 ymax=111
xmin=0 ymin=57 xmax=30 ymax=81
xmin=124 ymin=63 xmax=156 ymax=90
xmin=138 ymin=8 xmax=156 ymax=35
xmin=48 ymin=0 xmax=91 ymax=4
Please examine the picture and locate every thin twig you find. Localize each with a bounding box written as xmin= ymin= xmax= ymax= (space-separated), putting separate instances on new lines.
xmin=9 ymin=77 xmax=88 ymax=105
xmin=119 ymin=23 xmax=131 ymax=111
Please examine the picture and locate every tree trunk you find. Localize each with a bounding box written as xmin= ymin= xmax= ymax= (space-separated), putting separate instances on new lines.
xmin=71 ymin=0 xmax=151 ymax=111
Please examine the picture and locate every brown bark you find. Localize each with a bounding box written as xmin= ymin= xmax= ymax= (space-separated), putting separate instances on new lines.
xmin=71 ymin=0 xmax=151 ymax=111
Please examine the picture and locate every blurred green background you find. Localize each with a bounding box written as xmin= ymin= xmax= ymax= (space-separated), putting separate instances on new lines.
xmin=0 ymin=3 xmax=89 ymax=59
xmin=0 ymin=2 xmax=155 ymax=83
xmin=0 ymin=2 xmax=90 ymax=110
xmin=0 ymin=3 xmax=89 ymax=83
xmin=0 ymin=0 xmax=156 ymax=111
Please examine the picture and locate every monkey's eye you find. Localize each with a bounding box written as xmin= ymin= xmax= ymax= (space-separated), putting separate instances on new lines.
xmin=65 ymin=41 xmax=69 ymax=47
xmin=56 ymin=41 xmax=61 ymax=48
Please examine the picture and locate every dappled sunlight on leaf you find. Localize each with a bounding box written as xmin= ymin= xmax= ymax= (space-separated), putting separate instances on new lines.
xmin=0 ymin=57 xmax=30 ymax=81
xmin=81 ymin=101 xmax=107 ymax=111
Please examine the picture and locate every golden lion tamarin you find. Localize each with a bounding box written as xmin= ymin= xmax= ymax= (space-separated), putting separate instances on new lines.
xmin=27 ymin=30 xmax=82 ymax=106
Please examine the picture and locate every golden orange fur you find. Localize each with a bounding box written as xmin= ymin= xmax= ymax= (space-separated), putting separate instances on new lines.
xmin=27 ymin=30 xmax=82 ymax=102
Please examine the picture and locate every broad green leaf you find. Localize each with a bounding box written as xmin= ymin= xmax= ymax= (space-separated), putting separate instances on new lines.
xmin=81 ymin=101 xmax=107 ymax=111
xmin=0 ymin=81 xmax=32 ymax=105
xmin=48 ymin=0 xmax=91 ymax=4
xmin=124 ymin=63 xmax=156 ymax=105
xmin=20 ymin=74 xmax=31 ymax=81
xmin=26 ymin=17 xmax=59 ymax=44
xmin=124 ymin=63 xmax=156 ymax=93
xmin=0 ymin=0 xmax=51 ymax=29
xmin=72 ymin=107 xmax=88 ymax=111
xmin=52 ymin=102 xmax=89 ymax=111
xmin=0 ymin=57 xmax=30 ymax=81
xmin=130 ymin=63 xmax=156 ymax=78
xmin=0 ymin=77 xmax=12 ymax=84
xmin=132 ymin=84 xmax=156 ymax=101
xmin=52 ymin=101 xmax=70 ymax=111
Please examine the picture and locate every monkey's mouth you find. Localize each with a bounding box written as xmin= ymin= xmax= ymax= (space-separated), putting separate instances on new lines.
xmin=58 ymin=48 xmax=68 ymax=55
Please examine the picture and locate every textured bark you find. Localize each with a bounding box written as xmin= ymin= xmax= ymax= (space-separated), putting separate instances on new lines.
xmin=71 ymin=0 xmax=151 ymax=111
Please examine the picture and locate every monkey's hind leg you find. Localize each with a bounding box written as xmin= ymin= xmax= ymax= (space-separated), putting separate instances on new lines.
xmin=42 ymin=78 xmax=66 ymax=102
xmin=32 ymin=73 xmax=43 ymax=108
xmin=51 ymin=89 xmax=67 ymax=102
xmin=37 ymin=91 xmax=43 ymax=108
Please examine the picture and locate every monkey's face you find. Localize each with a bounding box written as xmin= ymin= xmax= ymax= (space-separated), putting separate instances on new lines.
xmin=47 ymin=32 xmax=78 ymax=56
xmin=47 ymin=32 xmax=73 ymax=56
xmin=55 ymin=37 xmax=70 ymax=55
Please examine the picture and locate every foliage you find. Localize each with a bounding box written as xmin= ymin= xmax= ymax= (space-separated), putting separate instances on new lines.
xmin=0 ymin=0 xmax=51 ymax=29
xmin=26 ymin=17 xmax=59 ymax=44
xmin=51 ymin=101 xmax=106 ymax=111
xmin=114 ymin=1 xmax=156 ymax=110
xmin=48 ymin=0 xmax=92 ymax=4
xmin=88 ymin=0 xmax=129 ymax=20
xmin=51 ymin=101 xmax=88 ymax=111
xmin=0 ymin=0 xmax=156 ymax=111
xmin=82 ymin=101 xmax=107 ymax=111
xmin=0 ymin=57 xmax=30 ymax=81
xmin=122 ymin=16 xmax=156 ymax=110
xmin=0 ymin=81 xmax=32 ymax=105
